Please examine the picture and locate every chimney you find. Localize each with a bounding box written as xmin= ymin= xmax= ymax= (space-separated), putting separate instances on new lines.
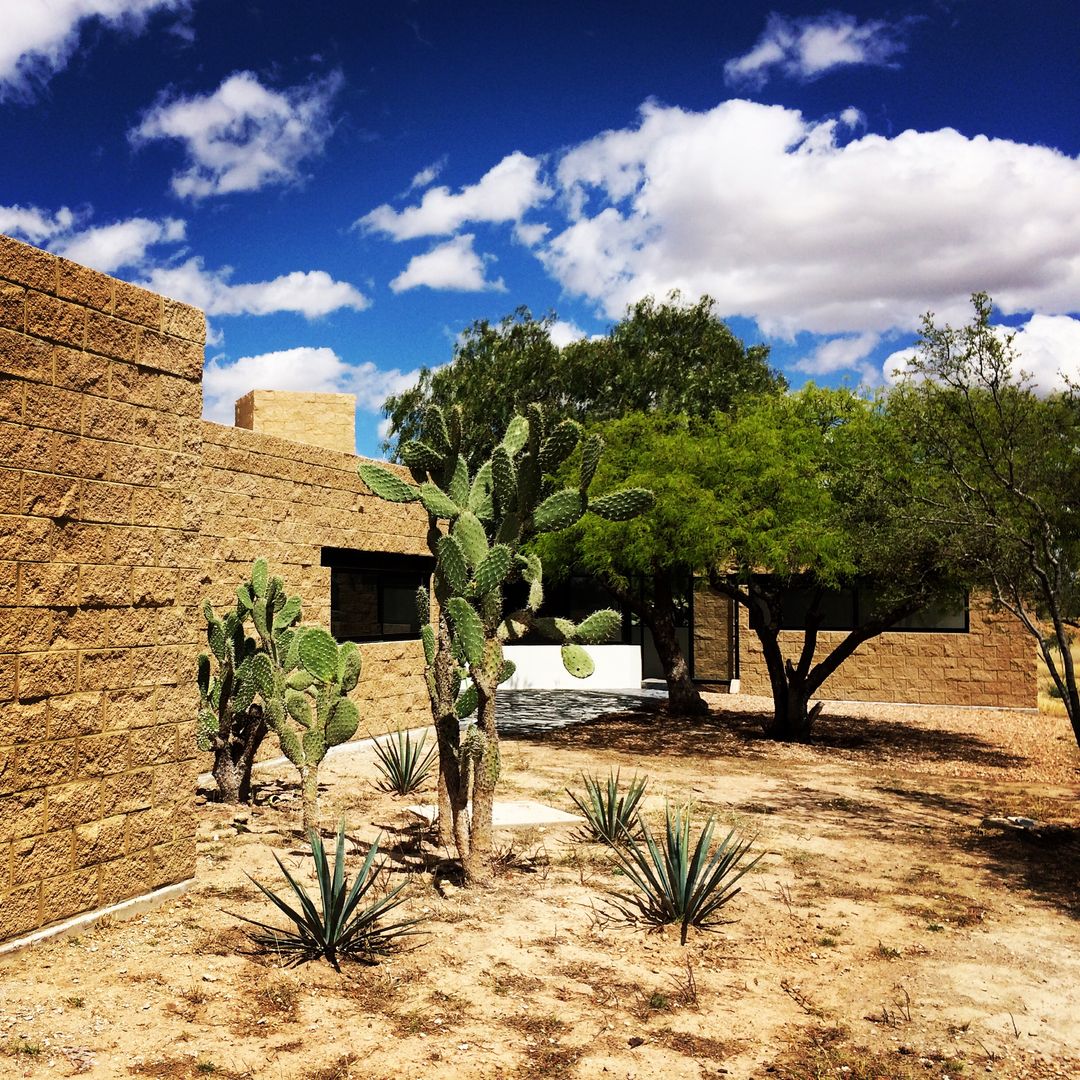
xmin=234 ymin=389 xmax=357 ymax=455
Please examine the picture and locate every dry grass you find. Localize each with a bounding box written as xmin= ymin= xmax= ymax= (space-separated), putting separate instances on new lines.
xmin=1038 ymin=642 xmax=1079 ymax=716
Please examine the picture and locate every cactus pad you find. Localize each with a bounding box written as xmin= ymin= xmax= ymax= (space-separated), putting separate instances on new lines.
xmin=501 ymin=414 xmax=529 ymax=457
xmin=588 ymin=487 xmax=655 ymax=521
xmin=560 ymin=642 xmax=595 ymax=679
xmin=538 ymin=419 xmax=581 ymax=472
xmin=437 ymin=533 xmax=470 ymax=594
xmin=424 ymin=404 xmax=452 ymax=454
xmin=401 ymin=440 xmax=444 ymax=474
xmin=421 ymin=623 xmax=436 ymax=666
xmin=448 ymin=455 xmax=470 ymax=507
xmin=579 ymin=433 xmax=604 ymax=493
xmin=338 ymin=642 xmax=362 ymax=692
xmin=326 ymin=698 xmax=360 ymax=746
xmin=533 ymin=488 xmax=585 ymax=533
xmin=419 ymin=481 xmax=459 ymax=520
xmin=251 ymin=558 xmax=269 ymax=598
xmin=286 ymin=690 xmax=313 ymax=727
xmin=273 ymin=596 xmax=302 ymax=631
xmin=533 ymin=616 xmax=577 ymax=643
xmin=303 ymin=727 xmax=327 ymax=765
xmin=447 ymin=597 xmax=485 ymax=666
xmin=573 ymin=608 xmax=622 ymax=644
xmin=358 ymin=463 xmax=420 ymax=503
xmin=491 ymin=445 xmax=517 ymax=509
xmin=474 ymin=544 xmax=512 ymax=596
xmin=298 ymin=627 xmax=339 ymax=684
xmin=452 ymin=511 xmax=489 ymax=569
xmin=454 ymin=683 xmax=478 ymax=719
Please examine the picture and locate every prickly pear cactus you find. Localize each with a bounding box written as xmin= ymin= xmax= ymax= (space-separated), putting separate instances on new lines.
xmin=360 ymin=404 xmax=653 ymax=882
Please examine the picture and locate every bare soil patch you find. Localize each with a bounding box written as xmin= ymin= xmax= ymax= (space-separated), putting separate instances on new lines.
xmin=1 ymin=695 xmax=1078 ymax=1079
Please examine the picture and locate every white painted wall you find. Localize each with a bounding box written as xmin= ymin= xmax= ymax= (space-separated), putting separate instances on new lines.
xmin=502 ymin=644 xmax=642 ymax=691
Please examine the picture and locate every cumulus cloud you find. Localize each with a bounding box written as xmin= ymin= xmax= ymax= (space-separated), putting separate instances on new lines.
xmin=130 ymin=69 xmax=342 ymax=199
xmin=0 ymin=204 xmax=77 ymax=244
xmin=537 ymin=98 xmax=1080 ymax=346
xmin=142 ymin=257 xmax=369 ymax=317
xmin=389 ymin=234 xmax=506 ymax=294
xmin=359 ymin=151 xmax=552 ymax=240
xmin=883 ymin=314 xmax=1080 ymax=392
xmin=548 ymin=319 xmax=588 ymax=348
xmin=201 ymin=346 xmax=419 ymax=430
xmin=795 ymin=331 xmax=880 ymax=383
xmin=405 ymin=156 xmax=447 ymax=194
xmin=725 ymin=12 xmax=909 ymax=88
xmin=0 ymin=0 xmax=189 ymax=101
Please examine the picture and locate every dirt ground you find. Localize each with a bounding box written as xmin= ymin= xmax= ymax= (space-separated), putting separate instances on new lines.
xmin=1 ymin=694 xmax=1078 ymax=1080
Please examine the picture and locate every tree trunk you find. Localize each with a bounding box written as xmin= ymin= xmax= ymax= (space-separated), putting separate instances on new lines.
xmin=463 ymin=682 xmax=498 ymax=886
xmin=300 ymin=765 xmax=319 ymax=836
xmin=211 ymin=750 xmax=241 ymax=803
xmin=434 ymin=710 xmax=461 ymax=850
xmin=210 ymin=707 xmax=266 ymax=804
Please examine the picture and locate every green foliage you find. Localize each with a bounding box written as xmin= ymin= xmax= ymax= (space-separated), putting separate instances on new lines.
xmin=372 ymin=728 xmax=438 ymax=795
xmin=602 ymin=807 xmax=761 ymax=945
xmin=231 ymin=822 xmax=424 ymax=970
xmin=566 ymin=770 xmax=648 ymax=845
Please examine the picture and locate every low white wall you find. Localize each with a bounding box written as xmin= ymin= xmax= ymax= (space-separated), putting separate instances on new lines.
xmin=502 ymin=645 xmax=642 ymax=691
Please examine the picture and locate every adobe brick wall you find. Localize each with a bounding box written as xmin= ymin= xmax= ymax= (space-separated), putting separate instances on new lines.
xmin=692 ymin=587 xmax=735 ymax=681
xmin=731 ymin=596 xmax=1036 ymax=708
xmin=196 ymin=419 xmax=432 ymax=755
xmin=234 ymin=389 xmax=356 ymax=455
xmin=0 ymin=235 xmax=204 ymax=943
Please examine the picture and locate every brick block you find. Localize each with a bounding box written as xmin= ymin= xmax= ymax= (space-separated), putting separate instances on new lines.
xmin=0 ymin=236 xmax=57 ymax=293
xmin=54 ymin=345 xmax=109 ymax=394
xmin=19 ymin=562 xmax=78 ymax=606
xmin=138 ymin=329 xmax=204 ymax=381
xmin=113 ymin=280 xmax=161 ymax=329
xmin=132 ymin=567 xmax=177 ymax=605
xmin=82 ymin=480 xmax=132 ymax=524
xmin=101 ymin=767 xmax=152 ymax=815
xmin=23 ymin=383 xmax=83 ymax=434
xmin=0 ymin=420 xmax=52 ymax=469
xmin=78 ymin=648 xmax=133 ymax=692
xmin=51 ymin=608 xmax=108 ymax=650
xmin=56 ymin=259 xmax=113 ymax=312
xmin=0 ymin=882 xmax=40 ymax=939
xmin=46 ymin=780 xmax=102 ymax=830
xmin=12 ymin=829 xmax=74 ymax=885
xmin=0 ymin=789 xmax=46 ymax=842
xmin=0 ymin=467 xmax=19 ymax=513
xmin=162 ymin=298 xmax=206 ymax=344
xmin=0 ymin=283 xmax=25 ymax=332
xmin=0 ymin=377 xmax=25 ymax=421
xmin=79 ymin=564 xmax=131 ymax=606
xmin=0 ymin=608 xmax=55 ymax=653
xmin=16 ymin=649 xmax=78 ymax=703
xmin=22 ymin=472 xmax=80 ymax=518
xmin=132 ymin=488 xmax=181 ymax=528
xmin=126 ymin=806 xmax=174 ymax=851
xmin=74 ymin=814 xmax=127 ymax=867
xmin=153 ymin=839 xmax=195 ymax=888
xmin=81 ymin=395 xmax=134 ymax=442
xmin=47 ymin=694 xmax=106 ymax=740
xmin=41 ymin=866 xmax=99 ymax=923
xmin=26 ymin=291 xmax=86 ymax=349
xmin=85 ymin=311 xmax=138 ymax=362
xmin=128 ymin=723 xmax=178 ymax=767
xmin=77 ymin=732 xmax=129 ymax=776
xmin=3 ymin=738 xmax=76 ymax=790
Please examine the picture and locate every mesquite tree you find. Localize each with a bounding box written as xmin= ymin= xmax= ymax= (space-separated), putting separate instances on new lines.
xmin=360 ymin=403 xmax=652 ymax=884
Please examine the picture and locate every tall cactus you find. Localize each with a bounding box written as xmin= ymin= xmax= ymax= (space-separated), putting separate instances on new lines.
xmin=360 ymin=404 xmax=653 ymax=883
xmin=197 ymin=558 xmax=302 ymax=804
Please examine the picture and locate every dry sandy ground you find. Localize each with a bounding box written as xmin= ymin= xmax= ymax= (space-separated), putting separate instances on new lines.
xmin=1 ymin=695 xmax=1078 ymax=1080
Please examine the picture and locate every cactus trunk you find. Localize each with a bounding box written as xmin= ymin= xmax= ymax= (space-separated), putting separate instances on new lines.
xmin=301 ymin=765 xmax=319 ymax=836
xmin=463 ymin=684 xmax=498 ymax=886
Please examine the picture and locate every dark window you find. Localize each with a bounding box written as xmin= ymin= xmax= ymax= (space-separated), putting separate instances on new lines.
xmin=774 ymin=581 xmax=968 ymax=634
xmin=321 ymin=548 xmax=434 ymax=642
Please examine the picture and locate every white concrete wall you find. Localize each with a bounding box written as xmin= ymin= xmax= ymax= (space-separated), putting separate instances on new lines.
xmin=502 ymin=645 xmax=642 ymax=690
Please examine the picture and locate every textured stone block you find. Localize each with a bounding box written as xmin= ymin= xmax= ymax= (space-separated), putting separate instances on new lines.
xmin=42 ymin=866 xmax=99 ymax=923
xmin=0 ymin=467 xmax=19 ymax=513
xmin=54 ymin=345 xmax=109 ymax=394
xmin=77 ymin=732 xmax=129 ymax=777
xmin=163 ymin=298 xmax=206 ymax=345
xmin=22 ymin=472 xmax=80 ymax=518
xmin=19 ymin=562 xmax=78 ymax=606
xmin=52 ymin=520 xmax=110 ymax=562
xmin=47 ymin=694 xmax=106 ymax=740
xmin=81 ymin=395 xmax=133 ymax=442
xmin=131 ymin=567 xmax=177 ymax=605
xmin=108 ymin=526 xmax=163 ymax=566
xmin=126 ymin=806 xmax=174 ymax=851
xmin=0 ymin=283 xmax=25 ymax=332
xmin=153 ymin=839 xmax=195 ymax=888
xmin=74 ymin=814 xmax=127 ymax=867
xmin=0 ymin=420 xmax=52 ymax=469
xmin=26 ymin=292 xmax=86 ymax=349
xmin=51 ymin=608 xmax=108 ymax=651
xmin=131 ymin=406 xmax=181 ymax=450
xmin=46 ymin=779 xmax=102 ymax=830
xmin=85 ymin=311 xmax=138 ymax=362
xmin=0 ymin=608 xmax=55 ymax=654
xmin=128 ymin=724 xmax=178 ymax=767
xmin=4 ymin=738 xmax=77 ymax=790
xmin=82 ymin=480 xmax=132 ymax=524
xmin=16 ymin=650 xmax=78 ymax=703
xmin=0 ymin=789 xmax=46 ymax=842
xmin=79 ymin=564 xmax=131 ymax=606
xmin=139 ymin=330 xmax=203 ymax=381
xmin=0 ymin=882 xmax=40 ymax=938
xmin=12 ymin=829 xmax=74 ymax=885
xmin=152 ymin=759 xmax=196 ymax=807
xmin=79 ymin=649 xmax=133 ymax=692
xmin=100 ymin=849 xmax=154 ymax=905
xmin=23 ymin=383 xmax=84 ymax=434
xmin=113 ymin=281 xmax=162 ymax=329
xmin=56 ymin=259 xmax=113 ymax=312
xmin=0 ymin=377 xmax=25 ymax=421
xmin=131 ymin=488 xmax=181 ymax=528
xmin=130 ymin=646 xmax=180 ymax=687
xmin=0 ymin=236 xmax=56 ymax=293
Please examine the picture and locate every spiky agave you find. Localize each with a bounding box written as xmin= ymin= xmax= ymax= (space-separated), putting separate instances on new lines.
xmin=371 ymin=728 xmax=438 ymax=795
xmin=602 ymin=806 xmax=761 ymax=945
xmin=231 ymin=821 xmax=424 ymax=970
xmin=566 ymin=769 xmax=648 ymax=845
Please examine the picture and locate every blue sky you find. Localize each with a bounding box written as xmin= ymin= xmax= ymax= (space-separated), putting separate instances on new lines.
xmin=2 ymin=1 xmax=1078 ymax=456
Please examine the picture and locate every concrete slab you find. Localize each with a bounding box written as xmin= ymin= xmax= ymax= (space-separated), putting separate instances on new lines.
xmin=406 ymin=799 xmax=583 ymax=828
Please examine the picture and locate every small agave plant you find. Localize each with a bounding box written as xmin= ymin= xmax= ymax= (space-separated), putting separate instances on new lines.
xmin=567 ymin=770 xmax=648 ymax=846
xmin=372 ymin=728 xmax=437 ymax=796
xmin=231 ymin=822 xmax=424 ymax=970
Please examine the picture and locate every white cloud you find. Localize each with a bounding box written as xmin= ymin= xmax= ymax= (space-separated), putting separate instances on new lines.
xmin=201 ymin=346 xmax=418 ymax=428
xmin=514 ymin=221 xmax=550 ymax=247
xmin=0 ymin=204 xmax=77 ymax=244
xmin=57 ymin=217 xmax=186 ymax=273
xmin=405 ymin=156 xmax=447 ymax=194
xmin=795 ymin=332 xmax=879 ymax=380
xmin=359 ymin=151 xmax=552 ymax=240
xmin=0 ymin=0 xmax=189 ymax=101
xmin=142 ymin=257 xmax=369 ymax=317
xmin=725 ymin=12 xmax=909 ymax=88
xmin=538 ymin=99 xmax=1080 ymax=343
xmin=548 ymin=319 xmax=588 ymax=348
xmin=389 ymin=234 xmax=506 ymax=294
xmin=884 ymin=315 xmax=1080 ymax=391
xmin=131 ymin=69 xmax=342 ymax=199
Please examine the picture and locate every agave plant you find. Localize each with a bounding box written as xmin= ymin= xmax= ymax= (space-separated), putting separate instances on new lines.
xmin=566 ymin=770 xmax=648 ymax=845
xmin=372 ymin=728 xmax=437 ymax=795
xmin=231 ymin=821 xmax=424 ymax=969
xmin=602 ymin=806 xmax=761 ymax=945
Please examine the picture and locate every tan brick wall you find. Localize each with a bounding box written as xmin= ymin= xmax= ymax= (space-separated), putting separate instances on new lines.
xmin=730 ymin=595 xmax=1036 ymax=708
xmin=692 ymin=587 xmax=734 ymax=681
xmin=0 ymin=236 xmax=204 ymax=943
xmin=234 ymin=389 xmax=356 ymax=456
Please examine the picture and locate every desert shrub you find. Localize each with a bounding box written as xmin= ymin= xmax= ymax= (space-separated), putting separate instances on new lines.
xmin=372 ymin=728 xmax=437 ymax=795
xmin=566 ymin=769 xmax=648 ymax=845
